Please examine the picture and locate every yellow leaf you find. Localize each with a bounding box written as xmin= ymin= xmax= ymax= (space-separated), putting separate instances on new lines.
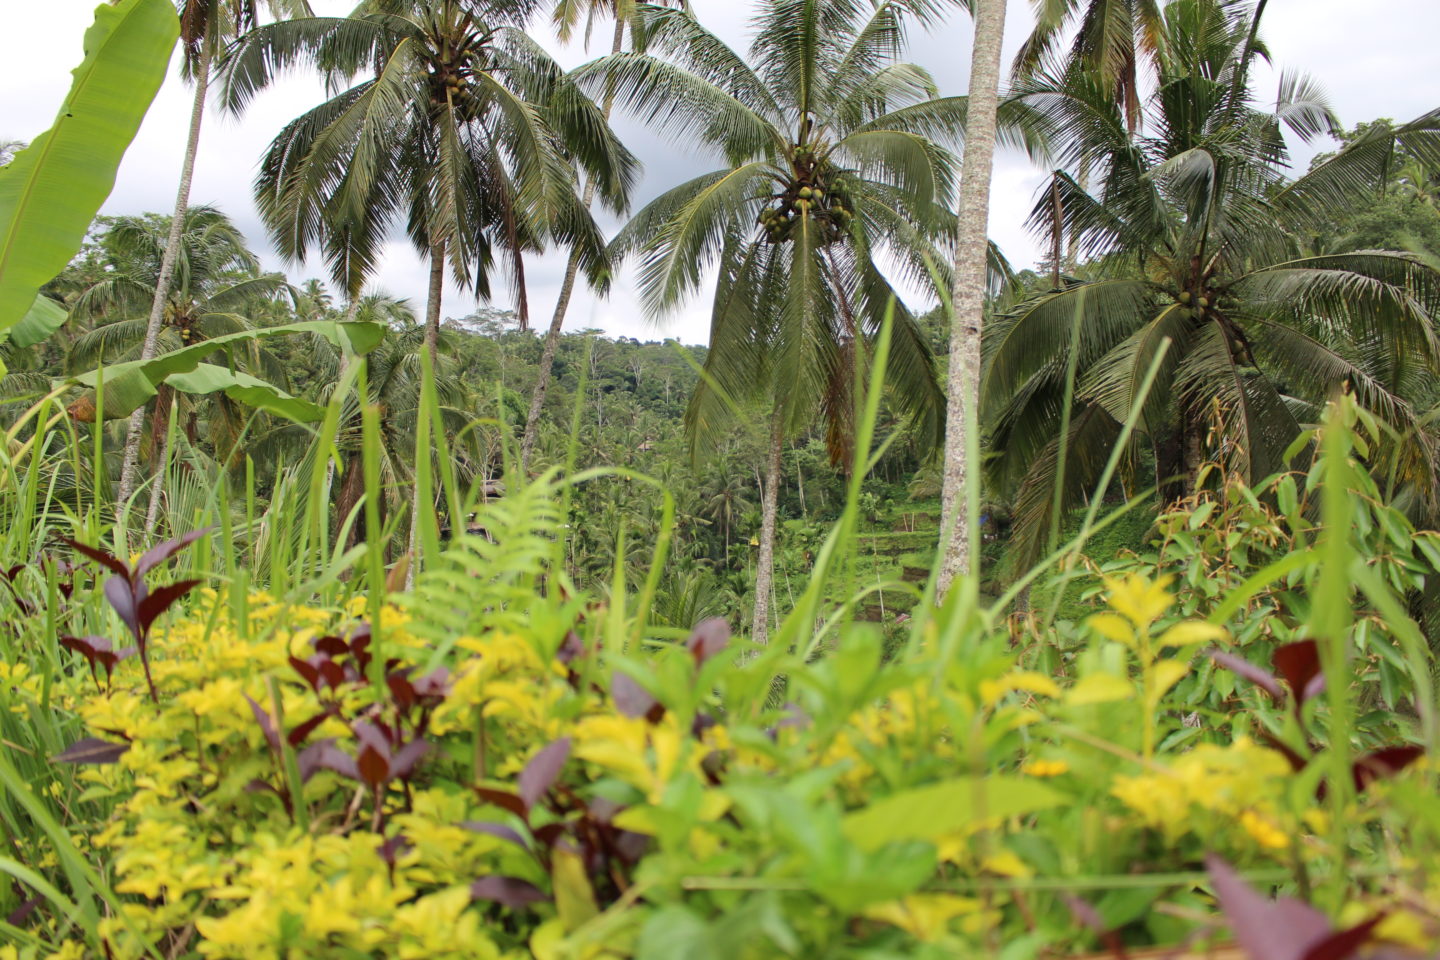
xmin=1103 ymin=574 xmax=1174 ymax=627
xmin=1158 ymin=621 xmax=1228 ymax=647
xmin=981 ymin=850 xmax=1033 ymax=878
xmin=610 ymin=806 xmax=658 ymax=836
xmin=530 ymin=918 xmax=565 ymax=960
xmin=863 ymin=894 xmax=983 ymax=942
xmin=1149 ymin=659 xmax=1189 ymax=705
xmin=1066 ymin=673 xmax=1133 ymax=706
xmin=552 ymin=846 xmax=599 ymax=932
xmin=980 ymin=670 xmax=1062 ymax=705
xmin=1086 ymin=612 xmax=1135 ymax=647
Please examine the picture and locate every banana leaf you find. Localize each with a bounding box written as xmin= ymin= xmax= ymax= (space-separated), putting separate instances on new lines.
xmin=0 ymin=0 xmax=177 ymax=331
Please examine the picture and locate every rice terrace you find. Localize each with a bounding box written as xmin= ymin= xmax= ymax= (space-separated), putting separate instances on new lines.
xmin=1 ymin=0 xmax=1439 ymax=956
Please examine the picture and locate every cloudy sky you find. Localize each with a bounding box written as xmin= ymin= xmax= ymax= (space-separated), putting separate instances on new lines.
xmin=4 ymin=0 xmax=1438 ymax=344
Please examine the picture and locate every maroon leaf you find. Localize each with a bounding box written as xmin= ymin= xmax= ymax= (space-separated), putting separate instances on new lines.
xmin=470 ymin=875 xmax=547 ymax=908
xmin=6 ymin=895 xmax=42 ymax=927
xmin=287 ymin=711 xmax=331 ymax=747
xmin=132 ymin=527 xmax=214 ymax=579
xmin=1301 ymin=917 xmax=1386 ymax=960
xmin=104 ymin=576 xmax=141 ymax=641
xmin=1210 ymin=649 xmax=1285 ymax=701
xmin=136 ymin=579 xmax=200 ymax=635
xmin=519 ymin=738 xmax=571 ymax=812
xmin=244 ymin=778 xmax=283 ymax=798
xmin=357 ymin=745 xmax=389 ymax=788
xmin=613 ymin=671 xmax=662 ymax=722
xmin=1207 ymin=855 xmax=1334 ymax=960
xmin=245 ymin=695 xmax=282 ymax=753
xmin=1352 ymin=746 xmax=1424 ymax=792
xmin=314 ymin=635 xmax=349 ymax=658
xmin=389 ymin=740 xmax=431 ymax=780
xmin=1273 ymin=642 xmax=1323 ymax=704
xmin=461 ymin=821 xmax=530 ymax=849
xmin=289 ymin=656 xmax=321 ymax=692
xmin=474 ymin=787 xmax=527 ymax=821
xmin=317 ymin=658 xmax=346 ymax=691
xmin=60 ymin=538 xmax=130 ymax=579
xmin=53 ymin=737 xmax=130 ymax=765
xmin=387 ymin=673 xmax=416 ymax=710
xmin=531 ymin=822 xmax=568 ymax=849
xmin=686 ymin=618 xmax=731 ymax=666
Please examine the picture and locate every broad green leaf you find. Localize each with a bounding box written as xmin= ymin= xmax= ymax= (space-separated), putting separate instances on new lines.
xmin=840 ymin=776 xmax=1063 ymax=852
xmin=0 ymin=0 xmax=177 ymax=330
xmin=164 ymin=364 xmax=325 ymax=422
xmin=9 ymin=295 xmax=69 ymax=349
xmin=68 ymin=320 xmax=384 ymax=419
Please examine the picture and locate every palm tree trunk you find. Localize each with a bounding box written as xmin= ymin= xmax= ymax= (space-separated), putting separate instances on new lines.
xmin=144 ymin=389 xmax=175 ymax=531
xmin=938 ymin=0 xmax=1008 ymax=598
xmin=752 ymin=409 xmax=785 ymax=645
xmin=118 ymin=43 xmax=212 ymax=509
xmin=519 ymin=17 xmax=626 ymax=473
xmin=409 ymin=241 xmax=446 ymax=589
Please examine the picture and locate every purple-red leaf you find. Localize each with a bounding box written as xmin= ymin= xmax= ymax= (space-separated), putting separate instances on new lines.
xmin=1273 ymin=642 xmax=1323 ymax=704
xmin=613 ymin=671 xmax=663 ymax=722
xmin=314 ymin=635 xmax=349 ymax=658
xmin=353 ymin=721 xmax=393 ymax=754
xmin=474 ymin=787 xmax=527 ymax=821
xmin=133 ymin=527 xmax=214 ymax=579
xmin=387 ymin=673 xmax=416 ymax=709
xmin=686 ymin=618 xmax=730 ymax=666
xmin=299 ymin=740 xmax=351 ymax=781
xmin=411 ymin=667 xmax=449 ymax=700
xmin=389 ymin=740 xmax=430 ymax=780
xmin=357 ymin=745 xmax=389 ymax=788
xmin=289 ymin=656 xmax=321 ymax=692
xmin=470 ymin=875 xmax=547 ymax=908
xmin=531 ymin=822 xmax=568 ymax=849
xmin=461 ymin=821 xmax=531 ymax=850
xmin=1207 ymin=855 xmax=1335 ymax=960
xmin=60 ymin=538 xmax=130 ymax=579
xmin=245 ymin=695 xmax=282 ymax=753
xmin=557 ymin=630 xmax=586 ymax=665
xmin=1352 ymin=746 xmax=1424 ymax=792
xmin=519 ymin=738 xmax=571 ymax=812
xmin=1301 ymin=917 xmax=1386 ymax=960
xmin=104 ymin=575 xmax=141 ymax=641
xmin=136 ymin=579 xmax=200 ymax=635
xmin=1210 ymin=649 xmax=1284 ymax=701
xmin=317 ymin=659 xmax=346 ymax=690
xmin=53 ymin=737 xmax=129 ymax=765
xmin=287 ymin=711 xmax=331 ymax=748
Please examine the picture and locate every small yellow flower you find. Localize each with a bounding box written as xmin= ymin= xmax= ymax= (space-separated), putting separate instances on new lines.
xmin=1021 ymin=759 xmax=1070 ymax=778
xmin=1239 ymin=810 xmax=1289 ymax=849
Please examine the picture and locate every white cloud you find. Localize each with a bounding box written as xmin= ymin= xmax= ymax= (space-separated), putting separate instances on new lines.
xmin=4 ymin=0 xmax=1436 ymax=346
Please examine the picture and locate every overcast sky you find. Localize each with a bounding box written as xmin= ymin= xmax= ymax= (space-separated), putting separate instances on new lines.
xmin=4 ymin=0 xmax=1438 ymax=344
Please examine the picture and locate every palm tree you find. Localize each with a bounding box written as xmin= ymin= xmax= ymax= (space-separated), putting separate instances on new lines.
xmin=220 ymin=0 xmax=637 ymax=369
xmin=1012 ymin=0 xmax=1165 ymax=132
xmin=70 ymin=206 xmax=293 ymax=523
xmin=937 ymin=0 xmax=1010 ymax=595
xmin=519 ymin=0 xmax=687 ymax=471
xmin=117 ymin=0 xmax=311 ymax=508
xmin=588 ymin=0 xmax=993 ymax=643
xmin=984 ymin=0 xmax=1440 ymax=566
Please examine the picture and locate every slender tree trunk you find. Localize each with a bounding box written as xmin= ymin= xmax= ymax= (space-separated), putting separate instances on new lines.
xmin=752 ymin=410 xmax=785 ymax=645
xmin=118 ymin=44 xmax=212 ymax=509
xmin=938 ymin=0 xmax=1008 ymax=598
xmin=409 ymin=242 xmax=446 ymax=588
xmin=144 ymin=391 xmax=175 ymax=531
xmin=519 ymin=18 xmax=625 ymax=472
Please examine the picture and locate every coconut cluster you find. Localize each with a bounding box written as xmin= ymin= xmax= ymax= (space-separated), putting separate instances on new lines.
xmin=758 ymin=148 xmax=854 ymax=245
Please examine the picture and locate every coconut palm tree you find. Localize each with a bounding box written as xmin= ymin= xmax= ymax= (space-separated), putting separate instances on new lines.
xmin=70 ymin=206 xmax=293 ymax=523
xmin=220 ymin=0 xmax=637 ymax=369
xmin=983 ymin=0 xmax=1440 ymax=566
xmin=587 ymin=0 xmax=1028 ymax=643
xmin=937 ymin=0 xmax=1009 ymax=594
xmin=117 ymin=0 xmax=312 ymax=508
xmin=519 ymin=0 xmax=688 ymax=471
